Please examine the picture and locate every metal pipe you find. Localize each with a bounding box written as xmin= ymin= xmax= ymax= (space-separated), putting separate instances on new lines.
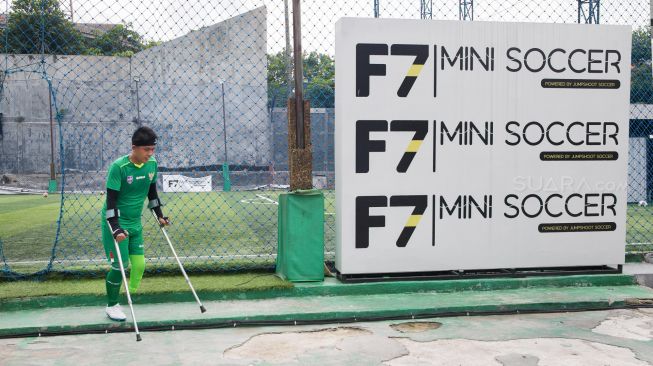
xmin=284 ymin=0 xmax=293 ymax=99
xmin=292 ymin=0 xmax=305 ymax=149
xmin=222 ymin=82 xmax=228 ymax=162
xmin=134 ymin=77 xmax=141 ymax=126
xmin=48 ymin=82 xmax=55 ymax=180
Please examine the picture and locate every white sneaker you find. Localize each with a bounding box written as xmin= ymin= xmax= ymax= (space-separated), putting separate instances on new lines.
xmin=105 ymin=304 xmax=127 ymax=321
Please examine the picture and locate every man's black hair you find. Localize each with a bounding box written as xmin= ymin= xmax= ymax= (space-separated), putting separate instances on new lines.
xmin=132 ymin=126 xmax=157 ymax=146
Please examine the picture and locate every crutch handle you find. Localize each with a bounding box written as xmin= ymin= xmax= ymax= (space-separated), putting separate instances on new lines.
xmin=151 ymin=210 xmax=171 ymax=227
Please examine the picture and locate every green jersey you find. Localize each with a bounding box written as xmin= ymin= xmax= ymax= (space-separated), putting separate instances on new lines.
xmin=102 ymin=155 xmax=158 ymax=226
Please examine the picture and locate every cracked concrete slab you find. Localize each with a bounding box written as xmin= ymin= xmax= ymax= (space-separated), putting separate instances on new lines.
xmin=495 ymin=353 xmax=540 ymax=366
xmin=385 ymin=338 xmax=650 ymax=366
xmin=223 ymin=326 xmax=407 ymax=365
xmin=1 ymin=309 xmax=652 ymax=365
xmin=592 ymin=311 xmax=653 ymax=341
xmin=223 ymin=327 xmax=371 ymax=362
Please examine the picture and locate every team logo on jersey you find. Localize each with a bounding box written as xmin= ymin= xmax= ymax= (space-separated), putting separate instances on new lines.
xmin=127 ymin=175 xmax=133 ymax=184
xmin=148 ymin=172 xmax=155 ymax=181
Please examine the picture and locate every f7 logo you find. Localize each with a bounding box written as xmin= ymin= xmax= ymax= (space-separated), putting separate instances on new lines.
xmin=356 ymin=195 xmax=428 ymax=248
xmin=355 ymin=43 xmax=494 ymax=98
xmin=356 ymin=44 xmax=429 ymax=97
xmin=356 ymin=120 xmax=429 ymax=173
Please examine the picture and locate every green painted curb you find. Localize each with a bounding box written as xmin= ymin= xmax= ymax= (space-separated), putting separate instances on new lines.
xmin=0 ymin=274 xmax=636 ymax=312
xmin=0 ymin=297 xmax=643 ymax=339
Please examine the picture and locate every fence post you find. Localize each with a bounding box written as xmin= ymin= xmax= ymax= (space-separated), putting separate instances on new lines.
xmin=47 ymin=80 xmax=57 ymax=193
xmin=287 ymin=99 xmax=312 ymax=190
xmin=288 ymin=0 xmax=312 ymax=190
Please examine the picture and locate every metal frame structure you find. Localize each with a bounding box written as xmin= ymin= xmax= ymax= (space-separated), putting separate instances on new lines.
xmin=578 ymin=0 xmax=600 ymax=24
xmin=421 ymin=0 xmax=433 ymax=19
xmin=459 ymin=0 xmax=474 ymax=21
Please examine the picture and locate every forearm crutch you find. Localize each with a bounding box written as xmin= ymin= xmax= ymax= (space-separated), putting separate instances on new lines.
xmin=111 ymin=236 xmax=142 ymax=341
xmin=150 ymin=209 xmax=206 ymax=313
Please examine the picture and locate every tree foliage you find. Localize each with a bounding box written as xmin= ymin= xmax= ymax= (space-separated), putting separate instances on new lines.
xmin=1 ymin=0 xmax=153 ymax=56
xmin=267 ymin=50 xmax=335 ymax=108
xmin=631 ymin=26 xmax=652 ymax=103
xmin=2 ymin=0 xmax=83 ymax=54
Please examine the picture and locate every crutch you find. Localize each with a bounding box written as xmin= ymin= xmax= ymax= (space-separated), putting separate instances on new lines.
xmin=150 ymin=210 xmax=206 ymax=313
xmin=111 ymin=235 xmax=142 ymax=342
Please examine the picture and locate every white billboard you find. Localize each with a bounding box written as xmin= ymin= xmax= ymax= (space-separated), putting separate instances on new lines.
xmin=162 ymin=175 xmax=212 ymax=192
xmin=335 ymin=18 xmax=631 ymax=275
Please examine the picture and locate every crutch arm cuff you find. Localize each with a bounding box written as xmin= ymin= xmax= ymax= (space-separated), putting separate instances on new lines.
xmin=106 ymin=209 xmax=122 ymax=233
xmin=106 ymin=208 xmax=120 ymax=219
xmin=147 ymin=198 xmax=163 ymax=209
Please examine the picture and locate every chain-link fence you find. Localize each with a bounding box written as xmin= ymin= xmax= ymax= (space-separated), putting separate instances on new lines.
xmin=0 ymin=0 xmax=651 ymax=278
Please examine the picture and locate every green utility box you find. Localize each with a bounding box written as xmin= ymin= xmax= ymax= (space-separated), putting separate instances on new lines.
xmin=48 ymin=179 xmax=57 ymax=193
xmin=222 ymin=163 xmax=231 ymax=192
xmin=276 ymin=189 xmax=325 ymax=282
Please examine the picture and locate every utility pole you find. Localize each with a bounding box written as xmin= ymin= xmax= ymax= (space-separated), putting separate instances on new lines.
xmin=292 ymin=0 xmax=304 ymax=149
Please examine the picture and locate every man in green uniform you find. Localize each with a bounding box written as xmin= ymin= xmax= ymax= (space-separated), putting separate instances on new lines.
xmin=102 ymin=126 xmax=170 ymax=321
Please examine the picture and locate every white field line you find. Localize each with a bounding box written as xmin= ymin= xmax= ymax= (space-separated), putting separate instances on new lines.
xmin=240 ymin=193 xmax=336 ymax=216
xmin=256 ymin=194 xmax=279 ymax=205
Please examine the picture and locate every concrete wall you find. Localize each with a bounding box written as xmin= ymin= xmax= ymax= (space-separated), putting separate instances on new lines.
xmin=0 ymin=7 xmax=268 ymax=180
xmin=131 ymin=6 xmax=269 ymax=169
